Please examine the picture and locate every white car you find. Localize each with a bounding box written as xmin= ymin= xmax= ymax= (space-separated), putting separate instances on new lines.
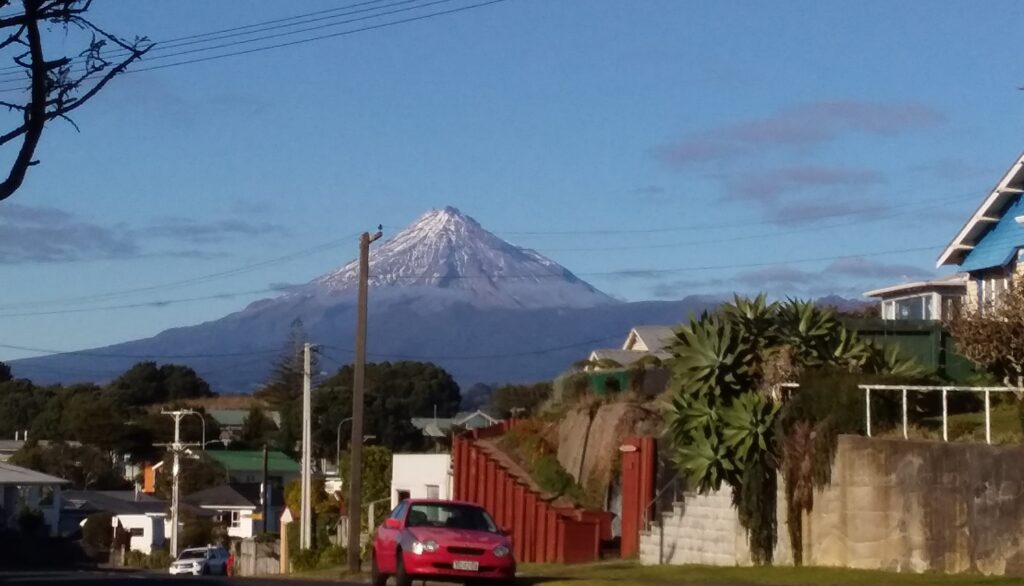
xmin=168 ymin=546 xmax=229 ymax=576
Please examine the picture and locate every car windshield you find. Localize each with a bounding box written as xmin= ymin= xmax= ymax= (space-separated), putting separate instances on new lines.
xmin=405 ymin=503 xmax=497 ymax=533
xmin=178 ymin=550 xmax=206 ymax=561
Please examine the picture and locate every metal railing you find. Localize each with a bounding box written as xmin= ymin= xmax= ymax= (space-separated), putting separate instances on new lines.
xmin=858 ymin=384 xmax=1020 ymax=444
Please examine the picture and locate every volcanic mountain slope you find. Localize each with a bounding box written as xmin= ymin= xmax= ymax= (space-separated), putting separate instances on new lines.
xmin=13 ymin=207 xmax=714 ymax=390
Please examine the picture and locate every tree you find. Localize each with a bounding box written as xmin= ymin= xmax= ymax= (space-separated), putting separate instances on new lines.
xmin=10 ymin=442 xmax=129 ymax=490
xmin=0 ymin=1 xmax=151 ymax=202
xmin=314 ymin=361 xmax=461 ymax=454
xmin=666 ymin=295 xmax=925 ymax=565
xmin=153 ymin=452 xmax=227 ymax=500
xmin=0 ymin=361 xmax=11 ymax=383
xmin=487 ymin=382 xmax=552 ymax=418
xmin=105 ymin=362 xmax=213 ymax=407
xmin=947 ymin=278 xmax=1024 ymax=387
xmin=236 ymin=405 xmax=278 ymax=449
xmin=256 ymin=318 xmax=314 ymax=455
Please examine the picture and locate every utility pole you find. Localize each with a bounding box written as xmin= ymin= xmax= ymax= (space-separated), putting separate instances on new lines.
xmin=261 ymin=443 xmax=269 ymax=534
xmin=161 ymin=410 xmax=199 ymax=559
xmin=347 ymin=227 xmax=382 ymax=573
xmin=300 ymin=342 xmax=313 ymax=550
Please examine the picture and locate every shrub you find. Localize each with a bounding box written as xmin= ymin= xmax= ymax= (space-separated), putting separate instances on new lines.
xmin=291 ymin=548 xmax=320 ymax=572
xmin=17 ymin=508 xmax=45 ymax=537
xmin=317 ymin=544 xmax=346 ymax=568
xmin=82 ymin=512 xmax=113 ymax=550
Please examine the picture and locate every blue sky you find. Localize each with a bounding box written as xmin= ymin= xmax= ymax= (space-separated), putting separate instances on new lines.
xmin=1 ymin=0 xmax=1024 ymax=361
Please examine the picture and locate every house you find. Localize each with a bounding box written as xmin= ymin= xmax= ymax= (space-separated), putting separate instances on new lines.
xmin=585 ymin=325 xmax=675 ymax=370
xmin=205 ymin=450 xmax=299 ymax=485
xmin=410 ymin=410 xmax=500 ymax=440
xmin=61 ymin=490 xmax=167 ymax=554
xmin=208 ymin=409 xmax=281 ymax=441
xmin=390 ymin=453 xmax=452 ymax=509
xmin=0 ymin=461 xmax=67 ymax=536
xmin=937 ymin=152 xmax=1024 ymax=310
xmin=182 ymin=483 xmax=283 ymax=538
xmin=0 ymin=438 xmax=80 ymax=463
xmin=864 ymin=274 xmax=967 ymax=321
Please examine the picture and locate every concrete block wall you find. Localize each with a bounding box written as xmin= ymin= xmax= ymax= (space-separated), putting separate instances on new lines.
xmin=639 ymin=489 xmax=741 ymax=566
xmin=639 ymin=436 xmax=1024 ymax=576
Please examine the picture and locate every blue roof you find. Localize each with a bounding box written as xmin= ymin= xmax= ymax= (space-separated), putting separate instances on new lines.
xmin=960 ymin=194 xmax=1024 ymax=272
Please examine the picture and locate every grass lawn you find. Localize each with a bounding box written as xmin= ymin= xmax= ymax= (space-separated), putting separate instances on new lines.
xmin=518 ymin=561 xmax=1024 ymax=586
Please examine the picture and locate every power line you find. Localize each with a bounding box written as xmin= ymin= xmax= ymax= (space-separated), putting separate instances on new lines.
xmin=130 ymin=0 xmax=510 ymax=75
xmin=0 ymin=0 xmax=405 ymax=80
xmin=0 ymin=0 xmax=509 ymax=91
xmin=318 ymin=334 xmax=621 ymax=362
xmin=0 ymin=341 xmax=284 ymax=360
xmin=483 ymin=192 xmax=976 ymax=237
xmin=0 ymin=243 xmax=943 ymax=318
xmin=0 ymin=232 xmax=360 ymax=311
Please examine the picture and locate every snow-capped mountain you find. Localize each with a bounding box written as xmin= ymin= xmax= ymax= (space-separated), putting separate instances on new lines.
xmin=11 ymin=207 xmax=712 ymax=391
xmin=300 ymin=206 xmax=615 ymax=309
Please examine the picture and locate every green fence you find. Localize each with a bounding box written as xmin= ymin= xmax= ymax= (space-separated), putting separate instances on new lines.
xmin=842 ymin=318 xmax=977 ymax=383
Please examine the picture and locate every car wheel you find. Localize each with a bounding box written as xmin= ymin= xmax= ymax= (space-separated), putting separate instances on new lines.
xmin=371 ymin=551 xmax=387 ymax=586
xmin=394 ymin=550 xmax=412 ymax=586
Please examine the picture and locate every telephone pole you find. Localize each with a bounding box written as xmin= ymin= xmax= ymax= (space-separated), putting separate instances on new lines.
xmin=161 ymin=410 xmax=199 ymax=559
xmin=300 ymin=342 xmax=313 ymax=550
xmin=347 ymin=227 xmax=382 ymax=573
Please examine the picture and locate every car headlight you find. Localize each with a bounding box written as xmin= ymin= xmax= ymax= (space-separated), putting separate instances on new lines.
xmin=411 ymin=540 xmax=439 ymax=555
xmin=493 ymin=545 xmax=510 ymax=558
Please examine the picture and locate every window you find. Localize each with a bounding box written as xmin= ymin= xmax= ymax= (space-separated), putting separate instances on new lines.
xmin=405 ymin=503 xmax=497 ymax=533
xmin=226 ymin=511 xmax=242 ymax=529
xmin=895 ymin=296 xmax=925 ymax=320
xmin=390 ymin=500 xmax=409 ymax=521
xmin=425 ymin=485 xmax=440 ymax=499
xmin=129 ymin=528 xmax=144 ymax=537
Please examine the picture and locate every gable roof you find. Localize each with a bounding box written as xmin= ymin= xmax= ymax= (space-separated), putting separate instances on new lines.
xmin=63 ymin=490 xmax=167 ymax=516
xmin=0 ymin=461 xmax=68 ymax=486
xmin=623 ymin=326 xmax=675 ymax=353
xmin=938 ymin=152 xmax=1024 ymax=268
xmin=863 ymin=274 xmax=968 ymax=299
xmin=208 ymin=409 xmax=281 ymax=428
xmin=588 ymin=349 xmax=654 ymax=367
xmin=183 ymin=484 xmax=257 ymax=509
xmin=410 ymin=410 xmax=499 ymax=438
xmin=206 ymin=450 xmax=298 ymax=474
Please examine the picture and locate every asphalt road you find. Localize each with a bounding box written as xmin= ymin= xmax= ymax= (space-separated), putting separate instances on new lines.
xmin=0 ymin=570 xmax=364 ymax=585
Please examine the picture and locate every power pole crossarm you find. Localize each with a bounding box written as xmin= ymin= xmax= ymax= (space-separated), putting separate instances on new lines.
xmin=347 ymin=228 xmax=381 ymax=573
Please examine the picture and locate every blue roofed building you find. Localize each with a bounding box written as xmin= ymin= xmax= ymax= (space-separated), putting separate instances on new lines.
xmin=938 ymin=153 xmax=1024 ymax=311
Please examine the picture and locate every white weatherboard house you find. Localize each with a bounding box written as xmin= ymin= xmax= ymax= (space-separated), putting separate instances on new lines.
xmin=182 ymin=483 xmax=280 ymax=538
xmin=61 ymin=490 xmax=167 ymax=554
xmin=0 ymin=461 xmax=67 ymax=536
xmin=937 ymin=152 xmax=1024 ymax=309
xmin=864 ymin=274 xmax=967 ymax=321
xmin=586 ymin=325 xmax=675 ymax=370
xmin=390 ymin=453 xmax=452 ymax=509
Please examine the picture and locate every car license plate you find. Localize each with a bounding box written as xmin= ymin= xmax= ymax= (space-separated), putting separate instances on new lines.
xmin=453 ymin=560 xmax=479 ymax=572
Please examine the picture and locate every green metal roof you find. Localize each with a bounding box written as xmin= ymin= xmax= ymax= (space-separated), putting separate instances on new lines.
xmin=208 ymin=409 xmax=281 ymax=427
xmin=207 ymin=450 xmax=299 ymax=474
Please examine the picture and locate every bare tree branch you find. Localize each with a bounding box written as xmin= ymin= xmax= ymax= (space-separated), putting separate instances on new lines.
xmin=0 ymin=0 xmax=150 ymax=202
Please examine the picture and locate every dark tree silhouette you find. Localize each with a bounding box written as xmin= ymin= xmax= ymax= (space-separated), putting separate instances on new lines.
xmin=0 ymin=0 xmax=151 ymax=202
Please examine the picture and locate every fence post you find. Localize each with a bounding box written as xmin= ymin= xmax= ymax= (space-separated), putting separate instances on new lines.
xmin=985 ymin=389 xmax=992 ymax=445
xmin=865 ymin=387 xmax=872 ymax=437
xmin=942 ymin=389 xmax=948 ymax=442
xmin=901 ymin=388 xmax=908 ymax=440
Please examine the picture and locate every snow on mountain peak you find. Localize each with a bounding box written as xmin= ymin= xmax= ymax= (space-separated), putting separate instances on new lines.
xmin=307 ymin=207 xmax=615 ymax=309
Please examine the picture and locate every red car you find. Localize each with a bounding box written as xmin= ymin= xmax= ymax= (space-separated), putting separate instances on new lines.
xmin=371 ymin=499 xmax=516 ymax=586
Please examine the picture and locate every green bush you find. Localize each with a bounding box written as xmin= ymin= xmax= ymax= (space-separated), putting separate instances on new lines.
xmin=291 ymin=548 xmax=320 ymax=572
xmin=317 ymin=544 xmax=346 ymax=568
xmin=81 ymin=512 xmax=113 ymax=550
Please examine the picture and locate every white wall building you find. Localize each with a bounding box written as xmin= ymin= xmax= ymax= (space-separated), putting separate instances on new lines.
xmin=390 ymin=453 xmax=452 ymax=510
xmin=113 ymin=512 xmax=167 ymax=554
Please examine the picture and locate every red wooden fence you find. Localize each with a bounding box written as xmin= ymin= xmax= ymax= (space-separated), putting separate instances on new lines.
xmin=452 ymin=422 xmax=616 ymax=564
